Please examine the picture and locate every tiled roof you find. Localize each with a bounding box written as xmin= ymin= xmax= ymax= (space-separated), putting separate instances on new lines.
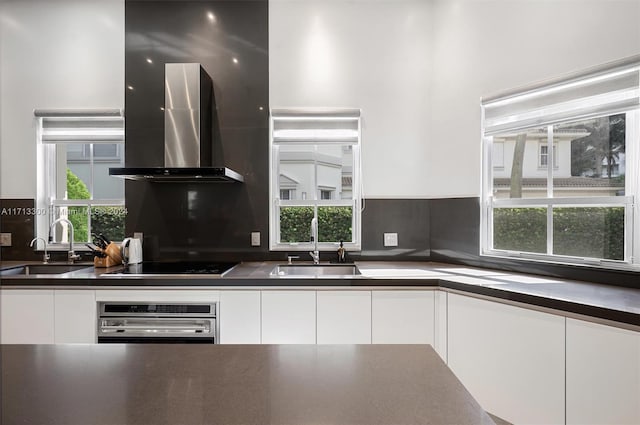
xmin=493 ymin=177 xmax=624 ymax=188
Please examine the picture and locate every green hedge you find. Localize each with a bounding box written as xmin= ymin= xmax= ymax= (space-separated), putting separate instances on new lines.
xmin=92 ymin=207 xmax=126 ymax=242
xmin=280 ymin=207 xmax=353 ymax=243
xmin=494 ymin=207 xmax=624 ymax=260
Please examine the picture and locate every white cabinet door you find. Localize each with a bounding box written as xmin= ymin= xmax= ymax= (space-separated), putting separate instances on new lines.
xmin=219 ymin=291 xmax=261 ymax=344
xmin=262 ymin=291 xmax=316 ymax=344
xmin=317 ymin=291 xmax=371 ymax=344
xmin=434 ymin=290 xmax=447 ymax=361
xmin=448 ymin=293 xmax=565 ymax=425
xmin=54 ymin=290 xmax=97 ymax=343
xmin=566 ymin=318 xmax=640 ymax=425
xmin=371 ymin=290 xmax=434 ymax=344
xmin=0 ymin=289 xmax=55 ymax=344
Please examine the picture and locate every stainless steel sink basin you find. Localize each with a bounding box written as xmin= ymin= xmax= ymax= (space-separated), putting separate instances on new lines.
xmin=0 ymin=264 xmax=93 ymax=276
xmin=271 ymin=264 xmax=360 ymax=277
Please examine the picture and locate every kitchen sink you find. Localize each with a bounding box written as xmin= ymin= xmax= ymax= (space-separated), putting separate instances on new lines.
xmin=271 ymin=264 xmax=360 ymax=277
xmin=0 ymin=264 xmax=94 ymax=276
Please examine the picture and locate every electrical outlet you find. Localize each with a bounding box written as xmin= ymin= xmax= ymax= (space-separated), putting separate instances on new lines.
xmin=251 ymin=232 xmax=261 ymax=247
xmin=383 ymin=232 xmax=398 ymax=247
xmin=0 ymin=233 xmax=12 ymax=247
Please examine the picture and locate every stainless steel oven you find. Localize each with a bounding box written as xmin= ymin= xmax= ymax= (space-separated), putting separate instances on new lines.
xmin=97 ymin=302 xmax=217 ymax=344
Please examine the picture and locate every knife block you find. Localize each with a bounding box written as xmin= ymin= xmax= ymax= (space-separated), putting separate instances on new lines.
xmin=94 ymin=255 xmax=121 ymax=268
xmin=102 ymin=242 xmax=123 ymax=266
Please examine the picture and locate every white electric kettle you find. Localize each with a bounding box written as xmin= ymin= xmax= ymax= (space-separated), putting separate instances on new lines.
xmin=121 ymin=237 xmax=143 ymax=265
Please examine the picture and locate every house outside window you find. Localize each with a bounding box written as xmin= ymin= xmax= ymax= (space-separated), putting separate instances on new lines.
xmin=35 ymin=110 xmax=126 ymax=246
xmin=482 ymin=59 xmax=640 ymax=268
xmin=270 ymin=108 xmax=361 ymax=251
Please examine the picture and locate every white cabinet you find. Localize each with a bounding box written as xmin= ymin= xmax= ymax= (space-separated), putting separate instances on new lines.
xmin=434 ymin=290 xmax=447 ymax=360
xmin=447 ymin=293 xmax=565 ymax=425
xmin=261 ymin=291 xmax=316 ymax=344
xmin=219 ymin=291 xmax=261 ymax=344
xmin=566 ymin=318 xmax=640 ymax=425
xmin=317 ymin=291 xmax=371 ymax=344
xmin=371 ymin=290 xmax=434 ymax=344
xmin=0 ymin=289 xmax=55 ymax=344
xmin=54 ymin=290 xmax=96 ymax=343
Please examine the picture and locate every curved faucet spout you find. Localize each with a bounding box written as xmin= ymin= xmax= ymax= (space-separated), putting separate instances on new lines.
xmin=48 ymin=218 xmax=81 ymax=263
xmin=30 ymin=237 xmax=49 ymax=264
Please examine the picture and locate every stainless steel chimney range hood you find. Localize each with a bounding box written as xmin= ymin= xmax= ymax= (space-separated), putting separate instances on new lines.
xmin=109 ymin=63 xmax=244 ymax=183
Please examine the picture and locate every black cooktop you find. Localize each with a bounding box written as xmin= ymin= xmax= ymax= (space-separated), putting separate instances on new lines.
xmin=116 ymin=262 xmax=239 ymax=276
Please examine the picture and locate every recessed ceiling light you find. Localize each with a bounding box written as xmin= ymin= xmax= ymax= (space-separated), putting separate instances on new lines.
xmin=160 ymin=107 xmax=165 ymax=111
xmin=127 ymin=85 xmax=134 ymax=91
xmin=232 ymin=57 xmax=238 ymax=64
xmin=259 ymin=106 xmax=264 ymax=111
xmin=207 ymin=11 xmax=216 ymax=22
xmin=146 ymin=58 xmax=153 ymax=64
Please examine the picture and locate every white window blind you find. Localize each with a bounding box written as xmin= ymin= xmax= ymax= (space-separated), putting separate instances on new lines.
xmin=483 ymin=61 xmax=640 ymax=135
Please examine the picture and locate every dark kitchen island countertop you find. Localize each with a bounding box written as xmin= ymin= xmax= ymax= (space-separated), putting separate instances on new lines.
xmin=1 ymin=344 xmax=495 ymax=425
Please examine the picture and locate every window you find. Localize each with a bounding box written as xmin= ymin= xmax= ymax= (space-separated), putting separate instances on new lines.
xmin=482 ymin=59 xmax=640 ymax=268
xmin=270 ymin=108 xmax=361 ymax=250
xmin=35 ymin=110 xmax=126 ymax=246
xmin=280 ymin=189 xmax=292 ymax=200
xmin=320 ymin=189 xmax=333 ymax=200
xmin=539 ymin=143 xmax=558 ymax=168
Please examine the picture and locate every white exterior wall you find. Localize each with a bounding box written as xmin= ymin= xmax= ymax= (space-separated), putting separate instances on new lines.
xmin=0 ymin=0 xmax=124 ymax=198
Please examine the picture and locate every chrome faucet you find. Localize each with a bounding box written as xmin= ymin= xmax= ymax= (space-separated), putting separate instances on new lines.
xmin=309 ymin=217 xmax=320 ymax=264
xmin=48 ymin=218 xmax=81 ymax=263
xmin=30 ymin=237 xmax=50 ymax=264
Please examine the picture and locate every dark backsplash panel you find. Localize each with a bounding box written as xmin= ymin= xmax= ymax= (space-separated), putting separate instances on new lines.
xmin=0 ymin=199 xmax=38 ymax=261
xmin=353 ymin=199 xmax=430 ymax=261
xmin=124 ymin=0 xmax=269 ymax=261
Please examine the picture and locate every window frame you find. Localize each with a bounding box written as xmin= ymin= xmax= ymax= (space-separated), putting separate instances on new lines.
xmin=538 ymin=142 xmax=558 ymax=169
xmin=35 ymin=110 xmax=126 ymax=249
xmin=269 ymin=108 xmax=362 ymax=251
xmin=481 ymin=59 xmax=640 ymax=270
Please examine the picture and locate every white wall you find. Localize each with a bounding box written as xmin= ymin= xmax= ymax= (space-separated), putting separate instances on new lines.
xmin=429 ymin=0 xmax=640 ymax=197
xmin=269 ymin=0 xmax=433 ymax=198
xmin=0 ymin=0 xmax=124 ymax=198
xmin=2 ymin=0 xmax=638 ymax=199
xmin=270 ymin=0 xmax=640 ymax=198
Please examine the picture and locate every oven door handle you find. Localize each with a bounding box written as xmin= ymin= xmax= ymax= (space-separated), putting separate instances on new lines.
xmin=100 ymin=324 xmax=209 ymax=333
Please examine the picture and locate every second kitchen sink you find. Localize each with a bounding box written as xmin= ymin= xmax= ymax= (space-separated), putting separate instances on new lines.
xmin=0 ymin=264 xmax=94 ymax=276
xmin=271 ymin=264 xmax=361 ymax=277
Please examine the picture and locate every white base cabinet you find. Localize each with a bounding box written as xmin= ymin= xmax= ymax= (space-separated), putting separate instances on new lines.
xmin=0 ymin=289 xmax=55 ymax=344
xmin=54 ymin=290 xmax=96 ymax=343
xmin=434 ymin=290 xmax=447 ymax=360
xmin=566 ymin=318 xmax=640 ymax=425
xmin=219 ymin=291 xmax=261 ymax=344
xmin=448 ymin=293 xmax=565 ymax=425
xmin=371 ymin=290 xmax=434 ymax=344
xmin=261 ymin=291 xmax=316 ymax=344
xmin=317 ymin=291 xmax=371 ymax=344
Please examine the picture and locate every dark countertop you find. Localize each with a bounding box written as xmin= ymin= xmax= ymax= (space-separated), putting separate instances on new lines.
xmin=1 ymin=260 xmax=639 ymax=327
xmin=1 ymin=344 xmax=495 ymax=425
